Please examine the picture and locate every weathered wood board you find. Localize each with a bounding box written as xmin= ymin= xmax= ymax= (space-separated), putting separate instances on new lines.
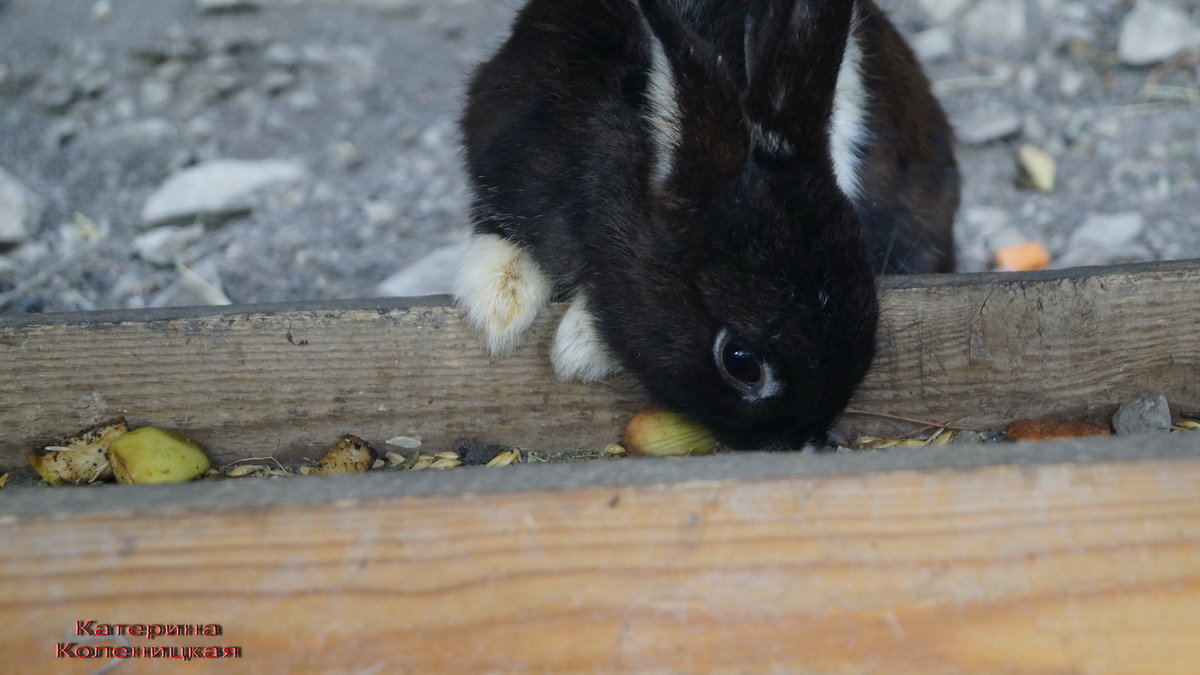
xmin=2 ymin=435 xmax=1198 ymax=673
xmin=1 ymin=260 xmax=1198 ymax=466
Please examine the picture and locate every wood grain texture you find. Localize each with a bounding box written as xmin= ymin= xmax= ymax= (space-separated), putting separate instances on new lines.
xmin=2 ymin=261 xmax=1198 ymax=466
xmin=2 ymin=454 xmax=1198 ymax=674
xmin=866 ymin=260 xmax=1200 ymax=431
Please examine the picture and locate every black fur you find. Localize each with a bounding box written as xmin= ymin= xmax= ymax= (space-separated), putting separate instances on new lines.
xmin=461 ymin=0 xmax=959 ymax=449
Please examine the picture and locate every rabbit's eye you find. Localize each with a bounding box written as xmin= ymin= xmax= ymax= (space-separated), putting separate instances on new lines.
xmin=722 ymin=340 xmax=762 ymax=385
xmin=713 ymin=328 xmax=778 ymax=401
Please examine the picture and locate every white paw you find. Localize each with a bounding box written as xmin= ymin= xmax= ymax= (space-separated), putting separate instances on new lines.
xmin=552 ymin=293 xmax=618 ymax=382
xmin=452 ymin=233 xmax=553 ymax=358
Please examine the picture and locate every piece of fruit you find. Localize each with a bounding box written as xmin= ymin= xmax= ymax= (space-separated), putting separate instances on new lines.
xmin=994 ymin=241 xmax=1052 ymax=271
xmin=107 ymin=426 xmax=212 ymax=484
xmin=1017 ymin=144 xmax=1056 ymax=193
xmin=26 ymin=418 xmax=128 ymax=486
xmin=624 ymin=408 xmax=717 ymax=457
xmin=300 ymin=435 xmax=378 ymax=476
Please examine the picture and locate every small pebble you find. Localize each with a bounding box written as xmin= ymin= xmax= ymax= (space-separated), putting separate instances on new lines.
xmin=148 ymin=258 xmax=231 ymax=307
xmin=0 ymin=255 xmax=17 ymax=285
xmin=196 ymin=0 xmax=258 ymax=13
xmin=262 ymin=69 xmax=296 ymax=94
xmin=911 ymin=27 xmax=956 ymax=63
xmin=1056 ymin=212 xmax=1146 ymax=268
xmin=918 ymin=0 xmax=966 ymax=22
xmin=141 ymin=158 xmax=308 ymax=227
xmin=263 ymin=44 xmax=300 ymax=68
xmin=1118 ymin=0 xmax=1200 ymax=66
xmin=956 ymin=104 xmax=1023 ymax=146
xmin=979 ymin=428 xmax=1009 ymax=443
xmin=132 ymin=223 xmax=205 ymax=267
xmin=951 ymin=431 xmax=983 ymax=445
xmin=376 ymin=241 xmax=467 ymax=297
xmin=962 ymin=0 xmax=1027 ymax=51
xmin=1112 ymin=394 xmax=1173 ymax=435
xmin=0 ymin=167 xmax=42 ymax=245
xmin=91 ymin=0 xmax=113 ymax=22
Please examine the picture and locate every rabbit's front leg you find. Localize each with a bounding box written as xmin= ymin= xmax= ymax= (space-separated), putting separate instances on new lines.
xmin=453 ymin=232 xmax=553 ymax=358
xmin=551 ymin=292 xmax=618 ymax=382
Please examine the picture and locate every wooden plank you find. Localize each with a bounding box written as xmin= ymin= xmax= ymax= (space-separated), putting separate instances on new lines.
xmin=2 ymin=260 xmax=1198 ymax=466
xmin=2 ymin=437 xmax=1198 ymax=673
xmin=866 ymin=260 xmax=1200 ymax=431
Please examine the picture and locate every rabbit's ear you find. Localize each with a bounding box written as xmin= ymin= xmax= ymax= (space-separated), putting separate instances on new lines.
xmin=638 ymin=0 xmax=747 ymax=185
xmin=742 ymin=0 xmax=856 ymax=167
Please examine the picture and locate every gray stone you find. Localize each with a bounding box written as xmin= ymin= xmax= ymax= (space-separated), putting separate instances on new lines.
xmin=964 ymin=206 xmax=1030 ymax=251
xmin=362 ymin=200 xmax=397 ymax=227
xmin=141 ymin=158 xmax=307 ymax=227
xmin=0 ymin=255 xmax=18 ymax=284
xmin=91 ymin=0 xmax=114 ymax=22
xmin=150 ymin=258 xmax=231 ymax=307
xmin=955 ymin=103 xmax=1023 ymax=145
xmin=133 ymin=223 xmax=205 ymax=267
xmin=951 ymin=431 xmax=984 ymax=445
xmin=263 ymin=44 xmax=300 ymax=68
xmin=980 ymin=428 xmax=1009 ymax=443
xmin=140 ymin=79 xmax=173 ymax=111
xmin=1059 ymin=67 xmax=1087 ymax=98
xmin=963 ymin=0 xmax=1028 ymax=50
xmin=263 ymin=69 xmax=297 ymax=94
xmin=76 ymin=69 xmax=112 ymax=98
xmin=287 ymin=90 xmax=321 ymax=112
xmin=911 ymin=27 xmax=956 ymax=63
xmin=376 ymin=240 xmax=468 ymax=297
xmin=156 ymin=59 xmax=189 ymax=83
xmin=1055 ymin=212 xmax=1145 ymax=267
xmin=1084 ymin=211 xmax=1145 ymax=245
xmin=1112 ymin=394 xmax=1173 ymax=435
xmin=919 ymin=0 xmax=966 ymax=22
xmin=0 ymin=167 xmax=42 ymax=245
xmin=196 ymin=0 xmax=257 ymax=13
xmin=35 ymin=83 xmax=78 ymax=112
xmin=92 ymin=118 xmax=176 ymax=146
xmin=1118 ymin=1 xmax=1200 ymax=66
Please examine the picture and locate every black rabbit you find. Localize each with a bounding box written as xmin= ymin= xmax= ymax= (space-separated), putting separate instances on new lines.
xmin=454 ymin=0 xmax=959 ymax=449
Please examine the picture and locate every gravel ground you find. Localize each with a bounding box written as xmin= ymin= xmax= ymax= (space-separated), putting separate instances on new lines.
xmin=0 ymin=0 xmax=1198 ymax=315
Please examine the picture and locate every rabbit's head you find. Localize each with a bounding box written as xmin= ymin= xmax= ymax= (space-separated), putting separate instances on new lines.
xmin=583 ymin=0 xmax=880 ymax=449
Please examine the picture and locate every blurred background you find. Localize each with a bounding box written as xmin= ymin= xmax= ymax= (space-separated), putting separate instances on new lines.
xmin=0 ymin=0 xmax=1197 ymax=315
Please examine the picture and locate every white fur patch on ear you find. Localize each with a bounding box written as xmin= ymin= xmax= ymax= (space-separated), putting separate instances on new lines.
xmin=644 ymin=32 xmax=681 ymax=186
xmin=830 ymin=22 xmax=869 ymax=202
xmin=452 ymin=233 xmax=553 ymax=358
xmin=552 ymin=293 xmax=618 ymax=382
